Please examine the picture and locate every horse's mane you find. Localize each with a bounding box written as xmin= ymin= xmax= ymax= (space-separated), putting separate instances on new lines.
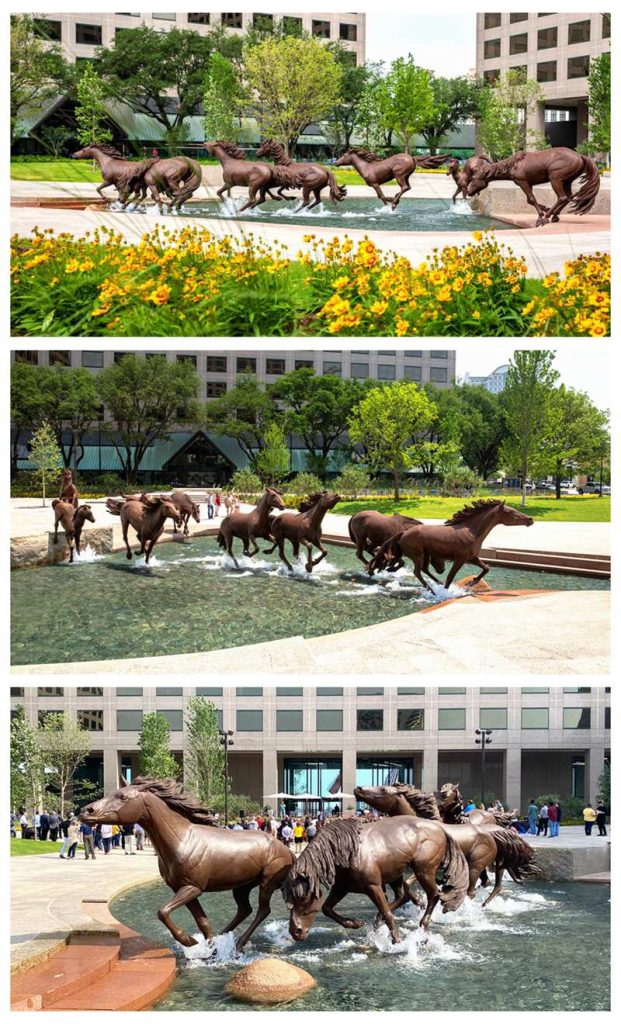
xmin=392 ymin=784 xmax=442 ymax=820
xmin=481 ymin=152 xmax=524 ymax=178
xmin=298 ymin=491 xmax=326 ymax=513
xmin=215 ymin=140 xmax=247 ymax=159
xmin=115 ymin=158 xmax=159 ymax=189
xmin=282 ymin=819 xmax=362 ymax=903
xmin=444 ymin=498 xmax=504 ymax=526
xmin=347 ymin=147 xmax=382 ymax=162
xmin=129 ymin=776 xmax=217 ymax=825
xmin=90 ymin=143 xmax=124 ymax=158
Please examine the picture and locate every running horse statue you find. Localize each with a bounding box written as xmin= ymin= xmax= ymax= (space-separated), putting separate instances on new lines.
xmin=283 ymin=816 xmax=469 ymax=944
xmin=217 ymin=488 xmax=286 ymax=568
xmin=335 ymin=148 xmax=449 ymax=208
xmin=169 ymin=490 xmax=201 ymax=537
xmin=255 ymin=139 xmax=347 ymax=209
xmin=368 ymin=499 xmax=534 ymax=590
xmin=205 ymin=141 xmax=303 ymax=210
xmin=438 ymin=782 xmax=517 ymax=829
xmin=51 ymin=500 xmax=95 ymax=563
xmin=106 ymin=495 xmax=182 ymax=564
xmin=72 ymin=144 xmax=203 ymax=211
xmin=71 ymin=144 xmax=159 ymax=206
xmin=264 ymin=491 xmax=342 ymax=573
xmin=81 ymin=777 xmax=294 ymax=950
xmin=466 ymin=147 xmax=601 ymax=226
xmin=446 ymin=155 xmax=491 ymax=201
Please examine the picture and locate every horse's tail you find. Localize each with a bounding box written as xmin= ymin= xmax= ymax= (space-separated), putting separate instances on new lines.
xmin=438 ymin=832 xmax=470 ymax=912
xmin=105 ymin=498 xmax=124 ymax=517
xmin=175 ymin=158 xmax=203 ymax=205
xmin=327 ymin=169 xmax=347 ymax=202
xmin=491 ymin=828 xmax=537 ymax=884
xmin=416 ymin=154 xmax=451 ymax=170
xmin=569 ymin=156 xmax=601 ymax=215
xmin=216 ymin=525 xmax=226 ymax=549
xmin=347 ymin=515 xmax=358 ymax=545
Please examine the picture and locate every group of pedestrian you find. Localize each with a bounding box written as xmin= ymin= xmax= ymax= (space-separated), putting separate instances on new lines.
xmin=524 ymin=797 xmax=609 ymax=838
xmin=583 ymin=801 xmax=608 ymax=836
xmin=205 ymin=492 xmax=240 ymax=520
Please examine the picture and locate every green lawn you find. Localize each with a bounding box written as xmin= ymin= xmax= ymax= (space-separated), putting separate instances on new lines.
xmin=335 ymin=495 xmax=610 ymax=523
xmin=10 ymin=838 xmax=61 ymax=856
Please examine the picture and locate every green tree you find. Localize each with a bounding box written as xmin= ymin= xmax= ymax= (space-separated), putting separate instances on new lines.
xmin=203 ymin=52 xmax=244 ymax=142
xmin=287 ymin=472 xmax=325 ymax=496
xmin=97 ymin=354 xmax=201 ymax=482
xmin=353 ymin=63 xmax=390 ymax=150
xmin=598 ymin=762 xmax=610 ymax=808
xmin=243 ymin=35 xmax=343 ymax=156
xmin=419 ymin=75 xmax=485 ymax=154
xmin=138 ymin=713 xmax=180 ymax=780
xmin=322 ymin=50 xmax=375 ymax=150
xmin=333 ymin=463 xmax=371 ymax=498
xmin=542 ymin=386 xmax=610 ymax=498
xmin=229 ymin=468 xmax=262 ymax=496
xmin=40 ymin=364 xmax=101 ymax=471
xmin=10 ymin=15 xmax=72 ymax=143
xmin=381 ymin=55 xmax=435 ymax=154
xmin=205 ymin=375 xmax=276 ymax=467
xmin=454 ymin=384 xmax=508 ymax=480
xmin=33 ymin=124 xmax=73 ymax=158
xmin=255 ymin=422 xmax=290 ymax=485
xmin=11 ymin=706 xmax=43 ymax=815
xmin=75 ymin=62 xmax=112 ymax=146
xmin=585 ymin=51 xmax=611 ymax=156
xmin=26 ymin=420 xmax=63 ymax=506
xmin=184 ymin=697 xmax=226 ymax=808
xmin=499 ymin=350 xmax=559 ymax=506
xmin=478 ymin=69 xmax=546 ymax=159
xmin=10 ymin=361 xmax=48 ymax=476
xmin=348 ymin=381 xmax=437 ymax=500
xmin=38 ymin=712 xmax=91 ymax=816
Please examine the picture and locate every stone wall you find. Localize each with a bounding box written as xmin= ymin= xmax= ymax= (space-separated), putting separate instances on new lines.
xmin=533 ymin=843 xmax=610 ymax=881
xmin=11 ymin=528 xmax=114 ymax=569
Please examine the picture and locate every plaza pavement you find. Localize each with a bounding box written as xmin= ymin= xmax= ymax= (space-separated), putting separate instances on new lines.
xmin=10 ymin=497 xmax=610 ymax=676
xmin=11 ymin=175 xmax=610 ymax=278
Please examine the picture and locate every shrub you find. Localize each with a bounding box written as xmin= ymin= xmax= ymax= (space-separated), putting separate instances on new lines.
xmin=333 ymin=463 xmax=371 ymax=498
xmin=442 ymin=467 xmax=483 ymax=495
xmin=287 ymin=472 xmax=324 ymax=496
xmin=229 ymin=468 xmax=262 ymax=497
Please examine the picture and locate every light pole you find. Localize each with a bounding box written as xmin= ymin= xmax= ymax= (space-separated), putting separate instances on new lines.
xmin=219 ymin=729 xmax=234 ymax=824
xmin=475 ymin=728 xmax=492 ymax=807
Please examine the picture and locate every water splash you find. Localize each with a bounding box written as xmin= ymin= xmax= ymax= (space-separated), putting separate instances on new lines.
xmin=72 ymin=545 xmax=103 ymax=564
xmin=131 ymin=554 xmax=163 ymax=570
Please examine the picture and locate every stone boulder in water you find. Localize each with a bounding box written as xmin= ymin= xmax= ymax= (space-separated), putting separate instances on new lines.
xmin=458 ymin=575 xmax=493 ymax=593
xmin=225 ymin=957 xmax=316 ymax=1005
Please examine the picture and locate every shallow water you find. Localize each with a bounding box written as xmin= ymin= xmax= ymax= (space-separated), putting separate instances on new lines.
xmin=11 ymin=537 xmax=609 ymax=665
xmin=112 ymin=879 xmax=610 ymax=1011
xmin=121 ymin=196 xmax=511 ymax=233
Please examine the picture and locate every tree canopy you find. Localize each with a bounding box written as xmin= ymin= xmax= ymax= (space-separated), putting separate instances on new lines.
xmin=10 ymin=15 xmax=72 ymax=143
xmin=380 ymin=56 xmax=435 ymax=154
xmin=478 ymin=69 xmax=546 ymax=159
xmin=138 ymin=713 xmax=180 ymax=779
xmin=585 ymin=51 xmax=611 ymax=156
xmin=419 ymin=75 xmax=484 ymax=153
xmin=499 ymin=350 xmax=559 ymax=505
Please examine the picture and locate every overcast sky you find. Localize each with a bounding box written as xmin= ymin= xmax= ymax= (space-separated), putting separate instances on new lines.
xmin=366 ymin=13 xmax=477 ymax=76
xmin=455 ymin=344 xmax=610 ymax=409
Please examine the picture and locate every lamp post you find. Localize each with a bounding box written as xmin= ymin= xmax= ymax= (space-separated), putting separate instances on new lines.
xmin=218 ymin=729 xmax=234 ymax=825
xmin=475 ymin=728 xmax=492 ymax=807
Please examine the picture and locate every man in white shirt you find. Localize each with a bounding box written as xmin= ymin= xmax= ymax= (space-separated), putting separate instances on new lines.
xmin=101 ymin=822 xmax=113 ymax=853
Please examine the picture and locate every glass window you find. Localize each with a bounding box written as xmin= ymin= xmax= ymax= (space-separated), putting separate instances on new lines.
xmin=38 ymin=710 xmax=60 ymax=728
xmin=404 ymin=350 xmax=423 ymax=358
xmin=602 ymin=14 xmax=610 ymax=39
xmin=509 ymin=33 xmax=528 ymax=54
xmin=77 ymin=687 xmax=103 ymax=697
xmin=206 ymin=356 xmax=227 ymax=373
xmin=316 ymin=687 xmax=343 ymax=696
xmin=284 ymin=757 xmax=341 ymax=799
xmin=430 ymin=350 xmax=448 ymax=359
xmin=276 ymin=688 xmax=304 ymax=696
xmin=283 ymin=16 xmax=303 ymax=35
xmin=77 ymin=709 xmax=103 ymax=731
xmin=357 ymin=709 xmax=383 ymax=731
xmin=236 ymin=357 xmax=256 ymax=374
xmin=537 ymin=61 xmax=557 ymax=82
xmin=207 ymin=381 xmax=227 ymax=398
xmin=397 ymin=687 xmax=425 ymax=694
xmin=351 ymin=362 xmax=369 ymax=378
xmin=33 ymin=18 xmax=62 ymax=40
xmin=177 ymin=353 xmax=196 ymax=366
xmin=484 ymin=38 xmax=501 ymax=59
xmin=76 ymin=23 xmax=103 ymax=45
xmin=14 ymin=351 xmax=40 ymax=364
xmin=82 ymin=351 xmax=104 ymax=368
xmin=236 ymin=687 xmax=263 ymax=696
xmin=404 ymin=365 xmax=422 ymax=381
xmin=253 ymin=14 xmax=274 ymax=30
xmin=156 ymin=687 xmax=181 ymax=696
xmin=439 ymin=687 xmax=466 ymax=694
xmin=339 ymin=23 xmax=357 ymax=41
xmin=568 ymin=55 xmax=590 ymax=78
xmin=378 ymin=364 xmax=396 ymax=380
xmin=538 ymin=27 xmax=558 ymax=49
xmin=480 ymin=707 xmax=508 ymax=729
xmin=480 ymin=687 xmax=508 ymax=694
xmin=116 ymin=687 xmax=143 ymax=696
xmin=117 ymin=710 xmax=143 ymax=731
xmin=438 ymin=708 xmax=466 ymax=729
xmin=568 ymin=20 xmax=591 ymax=44
xmin=563 ymin=708 xmax=591 ymax=730
xmin=236 ymin=710 xmax=263 ymax=731
xmin=312 ymin=19 xmax=331 ymax=38
xmin=295 ymin=359 xmax=314 ymax=370
xmin=397 ymin=709 xmax=424 ymax=731
xmin=356 ymin=757 xmax=414 ymax=789
xmin=196 ymin=687 xmax=223 ymax=696
xmin=323 ymin=361 xmax=342 ymax=376
xmin=605 ymin=707 xmax=610 ymax=729
xmin=357 ymin=687 xmax=384 ymax=695
xmin=222 ymin=14 xmax=243 ymax=29
xmin=10 ymin=687 xmax=24 ymax=696
xmin=521 ymin=708 xmax=549 ymax=729
xmin=484 ymin=14 xmax=502 ymax=29
xmin=188 ymin=14 xmax=210 ymax=24
xmin=522 ymin=687 xmax=549 ymax=693
xmin=37 ymin=687 xmax=64 ymax=697
xmin=277 ymin=710 xmax=303 ymax=732
xmin=266 ymin=358 xmax=285 ymax=375
xmin=153 ymin=13 xmax=176 ymax=20
xmin=510 ymin=13 xmax=528 ymax=23
xmin=571 ymin=754 xmax=585 ymax=799
xmin=563 ymin=687 xmax=591 ymax=693
xmin=317 ymin=709 xmax=343 ymax=731
xmin=49 ymin=351 xmax=71 ymax=367
xmin=484 ymin=69 xmax=500 ymax=83
xmin=430 ymin=367 xmax=448 ymax=383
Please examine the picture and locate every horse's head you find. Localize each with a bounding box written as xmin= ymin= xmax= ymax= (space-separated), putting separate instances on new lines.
xmin=78 ymin=504 xmax=95 ymax=524
xmin=162 ymin=501 xmax=184 ymax=529
xmin=191 ymin=502 xmax=201 ymax=523
xmin=283 ymin=877 xmax=324 ymax=941
xmin=334 ymin=151 xmax=353 ymax=167
xmin=203 ymin=142 xmax=217 ymax=156
xmin=354 ymin=784 xmax=402 ymax=815
xmin=497 ymin=503 xmax=534 ymax=528
xmin=446 ymin=157 xmax=460 ymax=175
xmin=321 ymin=492 xmax=342 ymax=512
xmin=81 ymin=778 xmax=146 ymax=826
xmin=256 ymin=139 xmax=276 ymax=158
xmin=266 ymin=488 xmax=286 ymax=511
xmin=72 ymin=146 xmax=94 ymax=160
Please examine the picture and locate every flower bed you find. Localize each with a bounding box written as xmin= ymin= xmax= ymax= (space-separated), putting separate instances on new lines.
xmin=10 ymin=227 xmax=610 ymax=337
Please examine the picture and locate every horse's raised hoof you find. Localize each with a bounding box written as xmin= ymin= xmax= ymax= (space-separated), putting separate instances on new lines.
xmin=343 ymin=918 xmax=364 ymax=929
xmin=305 ymin=563 xmax=313 ymax=573
xmin=178 ymin=933 xmax=199 ymax=948
xmin=126 ymin=552 xmax=132 ymax=560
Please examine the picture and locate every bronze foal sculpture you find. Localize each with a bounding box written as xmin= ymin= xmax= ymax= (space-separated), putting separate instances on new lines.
xmin=255 ymin=139 xmax=347 ymax=209
xmin=265 ymin=491 xmax=342 ymax=573
xmin=438 ymin=782 xmax=517 ymax=829
xmin=446 ymin=155 xmax=491 ymax=201
xmin=81 ymin=777 xmax=294 ymax=950
xmin=335 ymin=148 xmax=449 ymax=207
xmin=217 ymin=487 xmax=286 ymax=568
xmin=52 ymin=500 xmax=95 ymax=563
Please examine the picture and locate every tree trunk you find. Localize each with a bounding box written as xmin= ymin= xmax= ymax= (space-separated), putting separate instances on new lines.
xmin=392 ymin=465 xmax=400 ymax=502
xmin=42 ymin=471 xmax=47 ymax=507
xmin=555 ymin=473 xmax=562 ymax=499
xmin=520 ymin=464 xmax=527 ymax=507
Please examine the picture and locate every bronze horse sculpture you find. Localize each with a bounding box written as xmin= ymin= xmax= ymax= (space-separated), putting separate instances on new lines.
xmin=72 ymin=144 xmax=203 ymax=211
xmin=72 ymin=144 xmax=160 ymax=206
xmin=438 ymin=782 xmax=517 ymax=829
xmin=255 ymin=139 xmax=347 ymax=209
xmin=217 ymin=488 xmax=286 ymax=568
xmin=346 ymin=510 xmax=445 ymax=579
xmin=58 ymin=468 xmax=79 ymax=509
xmin=466 ymin=147 xmax=600 ymax=226
xmin=106 ymin=495 xmax=182 ymax=564
xmin=205 ymin=141 xmax=303 ymax=210
xmin=283 ymin=816 xmax=469 ymax=944
xmin=446 ymin=155 xmax=491 ymax=201
xmin=368 ymin=499 xmax=534 ymax=590
xmin=169 ymin=490 xmax=201 ymax=537
xmin=335 ymin=148 xmax=449 ymax=208
xmin=51 ymin=500 xmax=95 ymax=563
xmin=81 ymin=777 xmax=294 ymax=950
xmin=265 ymin=491 xmax=342 ymax=573
xmin=355 ymin=784 xmax=534 ymax=908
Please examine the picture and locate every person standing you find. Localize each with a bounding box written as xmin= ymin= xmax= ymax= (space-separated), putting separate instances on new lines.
xmin=279 ymin=801 xmax=286 ymax=818
xmin=49 ymin=811 xmax=60 ymax=843
xmin=59 ymin=818 xmax=80 ymax=859
xmin=206 ymin=493 xmax=214 ymax=520
xmin=293 ymin=820 xmax=305 ymax=851
xmin=214 ymin=492 xmax=221 ymax=518
xmin=548 ymin=801 xmax=559 ymax=837
xmin=583 ymin=802 xmax=597 ymax=836
xmin=537 ymin=802 xmax=549 ymax=836
xmin=527 ymin=798 xmax=538 ymax=835
xmin=596 ymin=800 xmax=608 ymax=836
xmin=134 ymin=822 xmax=145 ymax=851
xmin=101 ymin=822 xmax=113 ymax=854
xmin=122 ymin=822 xmax=135 ymax=854
xmin=39 ymin=810 xmax=50 ymax=842
xmin=19 ymin=811 xmax=29 ymax=838
xmin=80 ymin=821 xmax=96 ymax=860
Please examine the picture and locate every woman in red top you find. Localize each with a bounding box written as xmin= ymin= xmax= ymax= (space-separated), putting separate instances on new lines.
xmin=214 ymin=492 xmax=221 ymax=517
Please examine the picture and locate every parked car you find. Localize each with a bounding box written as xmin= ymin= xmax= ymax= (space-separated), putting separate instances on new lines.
xmin=577 ymin=482 xmax=610 ymax=495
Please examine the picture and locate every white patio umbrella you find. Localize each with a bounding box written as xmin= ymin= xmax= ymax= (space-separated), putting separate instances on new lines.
xmin=264 ymin=792 xmax=294 ymax=799
xmin=293 ymin=793 xmax=322 ymax=801
xmin=322 ymin=791 xmax=356 ymax=800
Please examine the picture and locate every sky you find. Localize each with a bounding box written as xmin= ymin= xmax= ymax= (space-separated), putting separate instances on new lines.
xmin=366 ymin=13 xmax=477 ymax=76
xmin=455 ymin=344 xmax=611 ymax=409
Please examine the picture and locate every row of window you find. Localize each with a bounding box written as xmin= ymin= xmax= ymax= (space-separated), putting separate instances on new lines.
xmin=484 ymin=27 xmax=595 ymax=57
xmin=33 ymin=15 xmax=358 ymax=44
xmin=15 ymin=351 xmax=449 ymax=370
xmin=17 ymin=685 xmax=599 ymax=698
xmin=32 ymin=706 xmax=606 ymax=732
xmin=483 ymin=13 xmax=610 ymax=39
xmin=484 ymin=55 xmax=590 ymax=83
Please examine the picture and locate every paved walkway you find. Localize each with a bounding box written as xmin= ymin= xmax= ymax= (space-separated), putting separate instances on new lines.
xmin=11 ymin=177 xmax=610 ymax=278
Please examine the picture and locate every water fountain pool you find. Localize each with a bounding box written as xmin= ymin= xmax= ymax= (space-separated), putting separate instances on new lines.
xmin=10 ymin=537 xmax=609 ymax=666
xmin=112 ymin=879 xmax=610 ymax=1012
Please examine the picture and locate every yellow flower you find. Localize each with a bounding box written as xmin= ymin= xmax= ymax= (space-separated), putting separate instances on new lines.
xmin=472 ymin=231 xmax=483 ymax=242
xmin=64 ymin=258 xmax=80 ymax=274
xmin=147 ymin=284 xmax=171 ymax=306
xmin=472 ymin=310 xmax=480 ymax=320
xmin=333 ymin=275 xmax=350 ymax=290
xmin=452 ymin=278 xmax=464 ymax=292
xmin=437 ymin=286 xmax=451 ymax=303
xmin=588 ymin=322 xmax=607 ymax=337
xmin=369 ymin=300 xmax=388 ymax=316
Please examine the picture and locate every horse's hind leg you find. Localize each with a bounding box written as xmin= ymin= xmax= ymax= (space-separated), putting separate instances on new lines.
xmin=516 ymin=179 xmax=551 ymax=226
xmin=391 ymin=174 xmax=411 ymax=207
xmin=322 ymin=881 xmax=364 ymax=930
xmin=306 ymin=187 xmax=322 ymax=211
xmin=278 ymin=538 xmax=294 ymax=572
xmin=482 ymin=865 xmax=504 ymax=908
xmin=221 ymin=883 xmax=255 ymax=934
xmin=464 ymin=556 xmax=490 ymax=587
xmin=234 ymin=880 xmax=275 ymax=951
xmin=122 ymin=518 xmax=132 ymax=560
xmin=547 ymin=177 xmax=573 ymax=222
xmin=365 ymin=882 xmax=401 ymax=943
xmin=187 ymin=897 xmax=214 ymax=942
xmin=412 ymin=864 xmax=441 ymax=932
